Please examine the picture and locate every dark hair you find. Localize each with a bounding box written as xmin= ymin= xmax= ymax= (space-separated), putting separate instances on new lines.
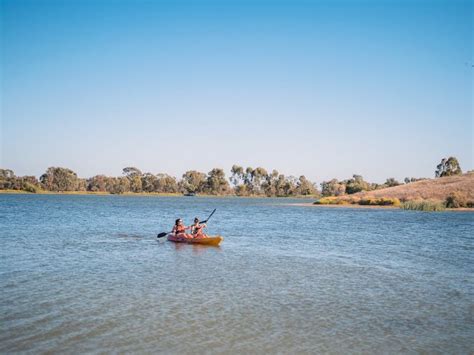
xmin=175 ymin=219 xmax=181 ymax=225
xmin=194 ymin=217 xmax=199 ymax=222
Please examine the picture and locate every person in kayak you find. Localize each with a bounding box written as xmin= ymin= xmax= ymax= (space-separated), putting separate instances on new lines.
xmin=191 ymin=217 xmax=207 ymax=238
xmin=172 ymin=218 xmax=191 ymax=238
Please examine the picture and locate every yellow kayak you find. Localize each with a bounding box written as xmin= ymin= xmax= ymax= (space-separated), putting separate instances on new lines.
xmin=167 ymin=234 xmax=223 ymax=246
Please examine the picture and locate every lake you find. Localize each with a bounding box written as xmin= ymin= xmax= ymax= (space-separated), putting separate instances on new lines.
xmin=1 ymin=194 xmax=473 ymax=353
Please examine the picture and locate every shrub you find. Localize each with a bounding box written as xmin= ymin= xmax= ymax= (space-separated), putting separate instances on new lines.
xmin=358 ymin=197 xmax=400 ymax=206
xmin=401 ymin=200 xmax=445 ymax=211
xmin=22 ymin=182 xmax=38 ymax=193
xmin=445 ymin=192 xmax=468 ymax=208
xmin=314 ymin=196 xmax=351 ymax=205
xmin=314 ymin=197 xmax=340 ymax=205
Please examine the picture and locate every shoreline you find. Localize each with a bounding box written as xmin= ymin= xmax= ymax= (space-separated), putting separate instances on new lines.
xmin=0 ymin=190 xmax=317 ymax=199
xmin=287 ymin=202 xmax=474 ymax=212
xmin=2 ymin=190 xmax=472 ymax=211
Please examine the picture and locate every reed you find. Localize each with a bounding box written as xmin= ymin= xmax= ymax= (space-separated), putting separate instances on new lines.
xmin=401 ymin=200 xmax=446 ymax=211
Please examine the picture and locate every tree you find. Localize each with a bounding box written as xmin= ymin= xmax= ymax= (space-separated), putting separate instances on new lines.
xmin=129 ymin=175 xmax=142 ymax=193
xmin=273 ymin=174 xmax=288 ymax=197
xmin=385 ymin=178 xmax=401 ymax=187
xmin=296 ymin=175 xmax=317 ymax=196
xmin=141 ymin=173 xmax=158 ymax=193
xmin=345 ymin=175 xmax=369 ymax=194
xmin=181 ymin=170 xmax=207 ymax=193
xmin=262 ymin=169 xmax=279 ymax=196
xmin=155 ymin=174 xmax=179 ymax=193
xmin=87 ymin=175 xmax=109 ymax=192
xmin=321 ymin=179 xmax=346 ymax=196
xmin=230 ymin=165 xmax=244 ymax=187
xmin=250 ymin=167 xmax=268 ymax=195
xmin=435 ymin=157 xmax=462 ymax=178
xmin=206 ymin=168 xmax=231 ymax=195
xmin=122 ymin=167 xmax=142 ymax=178
xmin=404 ymin=177 xmax=427 ymax=184
xmin=106 ymin=176 xmax=130 ymax=194
xmin=40 ymin=167 xmax=78 ymax=191
xmin=0 ymin=169 xmax=15 ymax=179
xmin=17 ymin=176 xmax=40 ymax=192
xmin=77 ymin=178 xmax=87 ymax=191
xmin=122 ymin=167 xmax=142 ymax=192
xmin=237 ymin=167 xmax=269 ymax=195
xmin=0 ymin=169 xmax=16 ymax=189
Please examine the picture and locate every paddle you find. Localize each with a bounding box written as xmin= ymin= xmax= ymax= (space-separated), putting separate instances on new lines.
xmin=156 ymin=209 xmax=217 ymax=238
xmin=200 ymin=208 xmax=216 ymax=224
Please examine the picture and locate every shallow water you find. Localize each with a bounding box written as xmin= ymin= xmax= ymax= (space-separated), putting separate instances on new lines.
xmin=1 ymin=195 xmax=473 ymax=353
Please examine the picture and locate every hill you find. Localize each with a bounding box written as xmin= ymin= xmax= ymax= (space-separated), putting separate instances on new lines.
xmin=314 ymin=173 xmax=474 ymax=209
xmin=351 ymin=172 xmax=474 ymax=201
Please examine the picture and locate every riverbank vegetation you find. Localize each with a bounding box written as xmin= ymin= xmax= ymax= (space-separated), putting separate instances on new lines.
xmin=313 ymin=158 xmax=473 ymax=210
xmin=0 ymin=165 xmax=319 ymax=197
xmin=400 ymin=200 xmax=446 ymax=212
xmin=1 ymin=157 xmax=473 ymax=208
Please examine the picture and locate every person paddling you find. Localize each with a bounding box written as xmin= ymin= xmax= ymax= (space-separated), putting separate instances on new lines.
xmin=191 ymin=217 xmax=207 ymax=238
xmin=172 ymin=218 xmax=191 ymax=238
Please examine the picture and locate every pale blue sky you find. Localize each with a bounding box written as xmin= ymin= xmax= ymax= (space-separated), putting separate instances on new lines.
xmin=1 ymin=0 xmax=472 ymax=183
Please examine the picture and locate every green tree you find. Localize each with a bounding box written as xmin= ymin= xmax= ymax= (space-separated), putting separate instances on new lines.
xmin=206 ymin=168 xmax=231 ymax=195
xmin=106 ymin=176 xmax=130 ymax=194
xmin=141 ymin=173 xmax=158 ymax=193
xmin=404 ymin=177 xmax=426 ymax=184
xmin=0 ymin=169 xmax=16 ymax=189
xmin=155 ymin=174 xmax=179 ymax=193
xmin=130 ymin=175 xmax=142 ymax=193
xmin=181 ymin=170 xmax=207 ymax=193
xmin=40 ymin=167 xmax=78 ymax=191
xmin=238 ymin=167 xmax=269 ymax=195
xmin=17 ymin=175 xmax=40 ymax=192
xmin=251 ymin=167 xmax=268 ymax=195
xmin=122 ymin=167 xmax=142 ymax=178
xmin=262 ymin=169 xmax=279 ymax=196
xmin=321 ymin=179 xmax=346 ymax=196
xmin=345 ymin=175 xmax=369 ymax=194
xmin=385 ymin=178 xmax=401 ymax=187
xmin=77 ymin=178 xmax=87 ymax=191
xmin=296 ymin=175 xmax=317 ymax=195
xmin=435 ymin=157 xmax=462 ymax=178
xmin=87 ymin=175 xmax=109 ymax=192
xmin=230 ymin=165 xmax=244 ymax=186
xmin=122 ymin=167 xmax=142 ymax=192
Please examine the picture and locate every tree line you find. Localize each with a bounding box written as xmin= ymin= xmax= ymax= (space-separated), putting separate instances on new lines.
xmin=0 ymin=166 xmax=317 ymax=196
xmin=0 ymin=157 xmax=463 ymax=197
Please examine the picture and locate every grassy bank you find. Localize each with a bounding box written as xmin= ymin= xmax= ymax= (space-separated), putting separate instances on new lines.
xmin=314 ymin=173 xmax=474 ymax=211
xmin=314 ymin=196 xmax=401 ymax=207
xmin=400 ymin=200 xmax=446 ymax=211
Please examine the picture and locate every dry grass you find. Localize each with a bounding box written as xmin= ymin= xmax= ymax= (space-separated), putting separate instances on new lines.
xmin=314 ymin=173 xmax=474 ymax=210
xmin=347 ymin=172 xmax=474 ymax=202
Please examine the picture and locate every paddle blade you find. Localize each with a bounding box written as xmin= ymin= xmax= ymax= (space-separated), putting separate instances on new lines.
xmin=157 ymin=232 xmax=168 ymax=238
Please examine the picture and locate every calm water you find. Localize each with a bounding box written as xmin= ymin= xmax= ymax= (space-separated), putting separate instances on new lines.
xmin=1 ymin=195 xmax=473 ymax=354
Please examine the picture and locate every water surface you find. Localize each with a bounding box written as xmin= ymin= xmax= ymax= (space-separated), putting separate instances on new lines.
xmin=1 ymin=195 xmax=473 ymax=353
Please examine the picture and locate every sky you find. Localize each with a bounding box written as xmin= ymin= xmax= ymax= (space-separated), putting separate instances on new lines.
xmin=1 ymin=0 xmax=472 ymax=183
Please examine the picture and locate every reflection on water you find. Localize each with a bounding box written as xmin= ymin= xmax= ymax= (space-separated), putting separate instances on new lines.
xmin=171 ymin=241 xmax=222 ymax=254
xmin=1 ymin=195 xmax=473 ymax=353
